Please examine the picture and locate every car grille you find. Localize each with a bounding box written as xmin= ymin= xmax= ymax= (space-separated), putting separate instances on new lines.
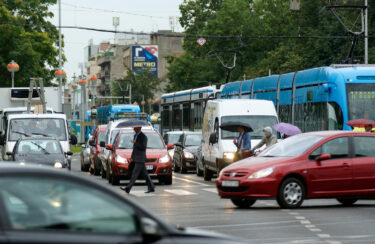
xmin=223 ymin=171 xmax=248 ymax=178
xmin=218 ymin=186 xmax=248 ymax=192
xmin=146 ymin=158 xmax=157 ymax=163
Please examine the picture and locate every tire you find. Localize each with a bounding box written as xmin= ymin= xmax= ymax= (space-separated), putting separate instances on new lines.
xmin=277 ymin=177 xmax=305 ymax=209
xmin=89 ymin=166 xmax=94 ymax=175
xmin=179 ymin=156 xmax=186 ymax=174
xmin=163 ymin=174 xmax=172 ymax=185
xmin=111 ymin=172 xmax=120 ymax=185
xmin=231 ymin=198 xmax=256 ymax=208
xmin=203 ymin=163 xmax=213 ymax=181
xmin=196 ymin=161 xmax=203 ymax=176
xmin=337 ymin=198 xmax=358 ymax=206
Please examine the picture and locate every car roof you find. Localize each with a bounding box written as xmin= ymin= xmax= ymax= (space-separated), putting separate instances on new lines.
xmin=8 ymin=113 xmax=66 ymax=119
xmin=301 ymin=130 xmax=375 ymax=137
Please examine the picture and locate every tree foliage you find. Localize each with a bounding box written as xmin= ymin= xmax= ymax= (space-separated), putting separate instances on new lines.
xmin=0 ymin=0 xmax=62 ymax=87
xmin=167 ymin=0 xmax=375 ymax=91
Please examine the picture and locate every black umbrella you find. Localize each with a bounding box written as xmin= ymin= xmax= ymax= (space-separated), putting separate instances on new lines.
xmin=220 ymin=121 xmax=253 ymax=132
xmin=116 ymin=119 xmax=149 ymax=128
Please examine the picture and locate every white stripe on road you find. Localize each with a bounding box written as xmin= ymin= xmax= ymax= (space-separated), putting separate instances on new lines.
xmin=202 ymin=188 xmax=218 ymax=193
xmin=129 ymin=190 xmax=157 ymax=197
xmin=164 ymin=189 xmax=197 ymax=196
xmin=172 ymin=176 xmax=210 ymax=186
xmin=193 ymin=220 xmax=300 ymax=229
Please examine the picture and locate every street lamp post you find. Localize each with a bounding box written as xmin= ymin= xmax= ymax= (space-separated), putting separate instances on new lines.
xmin=54 ymin=69 xmax=66 ymax=112
xmin=148 ymin=99 xmax=153 ymax=115
xmin=7 ymin=60 xmax=19 ymax=88
xmin=89 ymin=75 xmax=98 ymax=107
xmin=78 ymin=78 xmax=87 ymax=143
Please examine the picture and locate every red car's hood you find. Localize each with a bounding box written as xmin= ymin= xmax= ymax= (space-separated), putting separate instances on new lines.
xmin=223 ymin=156 xmax=295 ymax=172
xmin=117 ymin=148 xmax=168 ymax=158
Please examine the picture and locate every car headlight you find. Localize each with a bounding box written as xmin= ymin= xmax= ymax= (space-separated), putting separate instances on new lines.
xmin=183 ymin=151 xmax=194 ymax=159
xmin=223 ymin=152 xmax=235 ymax=160
xmin=116 ymin=155 xmax=128 ymax=164
xmin=54 ymin=162 xmax=63 ymax=169
xmin=159 ymin=154 xmax=170 ymax=163
xmin=248 ymin=167 xmax=274 ymax=179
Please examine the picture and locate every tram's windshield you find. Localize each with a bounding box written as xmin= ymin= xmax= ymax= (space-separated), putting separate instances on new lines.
xmin=347 ymin=84 xmax=375 ymax=121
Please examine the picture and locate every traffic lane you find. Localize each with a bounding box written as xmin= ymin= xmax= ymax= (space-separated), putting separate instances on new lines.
xmin=71 ymin=155 xmax=375 ymax=244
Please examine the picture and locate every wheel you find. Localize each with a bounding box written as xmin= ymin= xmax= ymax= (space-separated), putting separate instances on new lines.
xmin=100 ymin=164 xmax=106 ymax=179
xmin=231 ymin=198 xmax=256 ymax=208
xmin=277 ymin=177 xmax=305 ymax=209
xmin=89 ymin=166 xmax=94 ymax=175
xmin=111 ymin=172 xmax=120 ymax=185
xmin=203 ymin=163 xmax=213 ymax=181
xmin=162 ymin=174 xmax=172 ymax=185
xmin=173 ymin=158 xmax=180 ymax=172
xmin=179 ymin=156 xmax=186 ymax=174
xmin=337 ymin=198 xmax=358 ymax=206
xmin=196 ymin=161 xmax=203 ymax=176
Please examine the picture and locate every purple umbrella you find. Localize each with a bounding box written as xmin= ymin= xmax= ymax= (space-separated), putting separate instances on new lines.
xmin=272 ymin=123 xmax=302 ymax=136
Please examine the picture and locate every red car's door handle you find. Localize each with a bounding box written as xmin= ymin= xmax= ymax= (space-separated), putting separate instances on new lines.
xmin=342 ymin=162 xmax=350 ymax=167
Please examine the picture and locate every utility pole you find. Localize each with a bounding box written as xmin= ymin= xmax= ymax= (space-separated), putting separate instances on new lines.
xmin=58 ymin=0 xmax=63 ymax=112
xmin=365 ymin=0 xmax=368 ymax=64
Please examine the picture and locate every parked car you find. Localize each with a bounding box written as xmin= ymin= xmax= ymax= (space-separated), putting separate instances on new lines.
xmin=0 ymin=163 xmax=246 ymax=243
xmin=89 ymin=125 xmax=107 ymax=176
xmin=173 ymin=132 xmax=202 ymax=173
xmin=7 ymin=136 xmax=72 ymax=169
xmin=80 ymin=136 xmax=91 ymax=171
xmin=106 ymin=128 xmax=174 ymax=185
xmin=196 ymin=141 xmax=204 ymax=176
xmin=163 ymin=131 xmax=184 ymax=160
xmin=217 ymin=131 xmax=375 ymax=209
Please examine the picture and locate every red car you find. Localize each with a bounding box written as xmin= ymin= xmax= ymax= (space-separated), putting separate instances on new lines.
xmin=106 ymin=128 xmax=173 ymax=185
xmin=217 ymin=131 xmax=375 ymax=209
xmin=89 ymin=125 xmax=107 ymax=176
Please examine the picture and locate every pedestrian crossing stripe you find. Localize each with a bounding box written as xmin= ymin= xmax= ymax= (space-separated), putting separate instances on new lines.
xmin=164 ymin=189 xmax=197 ymax=196
xmin=202 ymin=188 xmax=217 ymax=193
xmin=124 ymin=187 xmax=218 ymax=197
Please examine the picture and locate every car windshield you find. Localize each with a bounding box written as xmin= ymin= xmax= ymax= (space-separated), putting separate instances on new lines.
xmin=221 ymin=115 xmax=278 ymax=139
xmin=118 ymin=133 xmax=165 ymax=149
xmin=259 ymin=135 xmax=324 ymax=157
xmin=16 ymin=139 xmax=62 ymax=155
xmin=168 ymin=134 xmax=182 ymax=144
xmin=184 ymin=134 xmax=202 ymax=146
xmin=9 ymin=118 xmax=67 ymax=141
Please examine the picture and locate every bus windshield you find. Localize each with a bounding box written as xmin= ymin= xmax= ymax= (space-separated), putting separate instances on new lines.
xmin=347 ymin=83 xmax=375 ymax=121
xmin=221 ymin=115 xmax=278 ymax=140
xmin=9 ymin=118 xmax=67 ymax=141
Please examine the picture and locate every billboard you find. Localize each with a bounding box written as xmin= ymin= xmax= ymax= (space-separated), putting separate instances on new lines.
xmin=132 ymin=45 xmax=158 ymax=77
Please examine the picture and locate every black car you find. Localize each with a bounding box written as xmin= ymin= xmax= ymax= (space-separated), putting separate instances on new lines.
xmin=0 ymin=164 xmax=246 ymax=244
xmin=7 ymin=137 xmax=73 ymax=169
xmin=173 ymin=132 xmax=202 ymax=173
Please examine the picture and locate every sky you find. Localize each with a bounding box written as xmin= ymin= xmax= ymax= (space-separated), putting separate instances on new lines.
xmin=49 ymin=0 xmax=184 ymax=82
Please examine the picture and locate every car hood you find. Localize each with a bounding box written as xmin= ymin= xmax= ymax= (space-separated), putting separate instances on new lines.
xmin=117 ymin=148 xmax=168 ymax=158
xmin=222 ymin=156 xmax=295 ymax=172
xmin=184 ymin=146 xmax=199 ymax=155
xmin=15 ymin=154 xmax=66 ymax=165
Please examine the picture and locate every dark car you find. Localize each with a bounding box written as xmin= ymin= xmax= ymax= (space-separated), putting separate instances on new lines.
xmin=107 ymin=128 xmax=174 ymax=185
xmin=217 ymin=131 xmax=375 ymax=209
xmin=88 ymin=125 xmax=107 ymax=176
xmin=0 ymin=164 xmax=246 ymax=243
xmin=7 ymin=137 xmax=72 ymax=169
xmin=163 ymin=131 xmax=184 ymax=160
xmin=173 ymin=132 xmax=202 ymax=174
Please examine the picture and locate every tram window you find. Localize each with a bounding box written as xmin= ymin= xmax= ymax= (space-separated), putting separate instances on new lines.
xmin=294 ymin=102 xmax=327 ymax=132
xmin=162 ymin=106 xmax=170 ymax=127
xmin=328 ymin=102 xmax=343 ymax=130
xmin=173 ymin=104 xmax=181 ymax=129
xmin=194 ymin=102 xmax=202 ymax=130
xmin=279 ymin=105 xmax=292 ymax=124
xmin=183 ymin=103 xmax=190 ymax=129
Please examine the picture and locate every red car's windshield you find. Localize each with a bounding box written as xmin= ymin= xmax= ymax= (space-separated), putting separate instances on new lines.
xmin=118 ymin=133 xmax=164 ymax=149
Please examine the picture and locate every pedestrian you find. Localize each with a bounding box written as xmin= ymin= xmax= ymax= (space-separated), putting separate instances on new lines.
xmin=249 ymin=126 xmax=277 ymax=155
xmin=121 ymin=126 xmax=155 ymax=194
xmin=233 ymin=125 xmax=251 ymax=160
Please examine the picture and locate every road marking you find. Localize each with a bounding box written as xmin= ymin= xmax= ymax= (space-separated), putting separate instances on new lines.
xmin=172 ymin=176 xmax=210 ymax=186
xmin=327 ymin=241 xmax=342 ymax=244
xmin=317 ymin=234 xmax=330 ymax=238
xmin=193 ymin=220 xmax=299 ymax=229
xmin=309 ymin=228 xmax=322 ymax=232
xmin=305 ymin=225 xmax=316 ymax=228
xmin=300 ymin=220 xmax=311 ymax=224
xmin=289 ymin=212 xmax=299 ymax=215
xmin=129 ymin=190 xmax=157 ymax=197
xmin=295 ymin=216 xmax=306 ymax=220
xmin=202 ymin=188 xmax=217 ymax=193
xmin=164 ymin=189 xmax=197 ymax=196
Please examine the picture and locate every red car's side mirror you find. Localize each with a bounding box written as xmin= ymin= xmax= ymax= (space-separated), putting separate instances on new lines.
xmin=316 ymin=153 xmax=331 ymax=161
xmin=106 ymin=144 xmax=113 ymax=151
xmin=167 ymin=144 xmax=174 ymax=150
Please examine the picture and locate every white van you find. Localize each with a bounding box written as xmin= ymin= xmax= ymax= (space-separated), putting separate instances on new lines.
xmin=201 ymin=99 xmax=278 ymax=181
xmin=1 ymin=113 xmax=76 ymax=160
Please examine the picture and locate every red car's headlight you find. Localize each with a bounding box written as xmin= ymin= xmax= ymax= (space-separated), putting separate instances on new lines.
xmin=158 ymin=154 xmax=170 ymax=163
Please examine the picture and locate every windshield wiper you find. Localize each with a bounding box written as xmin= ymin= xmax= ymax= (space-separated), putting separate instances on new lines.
xmin=30 ymin=141 xmax=50 ymax=155
xmin=12 ymin=131 xmax=29 ymax=137
xmin=30 ymin=132 xmax=50 ymax=137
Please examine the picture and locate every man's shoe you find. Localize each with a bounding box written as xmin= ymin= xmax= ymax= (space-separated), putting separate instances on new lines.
xmin=120 ymin=186 xmax=130 ymax=194
xmin=145 ymin=189 xmax=155 ymax=193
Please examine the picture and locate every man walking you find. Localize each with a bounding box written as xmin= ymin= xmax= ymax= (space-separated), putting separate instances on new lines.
xmin=122 ymin=126 xmax=155 ymax=194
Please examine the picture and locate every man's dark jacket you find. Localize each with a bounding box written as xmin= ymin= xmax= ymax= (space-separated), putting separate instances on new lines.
xmin=131 ymin=132 xmax=147 ymax=163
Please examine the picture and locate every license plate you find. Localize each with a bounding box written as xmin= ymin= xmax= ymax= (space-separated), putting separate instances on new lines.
xmin=222 ymin=180 xmax=239 ymax=187
xmin=146 ymin=165 xmax=153 ymax=170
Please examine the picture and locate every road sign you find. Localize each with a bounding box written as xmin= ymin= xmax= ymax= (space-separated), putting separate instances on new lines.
xmin=196 ymin=37 xmax=206 ymax=46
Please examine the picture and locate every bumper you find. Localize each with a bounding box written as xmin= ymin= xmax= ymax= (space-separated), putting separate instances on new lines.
xmin=182 ymin=158 xmax=197 ymax=169
xmin=216 ymin=177 xmax=279 ymax=199
xmin=114 ymin=162 xmax=172 ymax=179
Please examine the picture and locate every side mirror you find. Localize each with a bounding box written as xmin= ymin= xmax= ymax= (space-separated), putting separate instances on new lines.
xmin=100 ymin=141 xmax=105 ymax=148
xmin=0 ymin=134 xmax=4 ymax=146
xmin=66 ymin=151 xmax=73 ymax=156
xmin=141 ymin=217 xmax=160 ymax=236
xmin=167 ymin=144 xmax=174 ymax=150
xmin=209 ymin=132 xmax=217 ymax=144
xmin=106 ymin=144 xmax=113 ymax=151
xmin=6 ymin=152 xmax=13 ymax=156
xmin=175 ymin=142 xmax=183 ymax=148
xmin=316 ymin=153 xmax=331 ymax=161
xmin=89 ymin=139 xmax=95 ymax=147
xmin=70 ymin=134 xmax=77 ymax=145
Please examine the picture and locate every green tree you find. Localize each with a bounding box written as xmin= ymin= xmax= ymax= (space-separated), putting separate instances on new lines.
xmin=0 ymin=0 xmax=62 ymax=87
xmin=111 ymin=69 xmax=162 ymax=113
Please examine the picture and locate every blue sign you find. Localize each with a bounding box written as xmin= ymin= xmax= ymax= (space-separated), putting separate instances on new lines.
xmin=132 ymin=45 xmax=158 ymax=77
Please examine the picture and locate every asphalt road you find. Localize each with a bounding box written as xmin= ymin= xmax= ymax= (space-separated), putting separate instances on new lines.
xmin=72 ymin=155 xmax=375 ymax=244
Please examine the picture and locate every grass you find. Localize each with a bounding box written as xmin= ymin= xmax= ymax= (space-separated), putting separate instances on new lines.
xmin=71 ymin=145 xmax=82 ymax=154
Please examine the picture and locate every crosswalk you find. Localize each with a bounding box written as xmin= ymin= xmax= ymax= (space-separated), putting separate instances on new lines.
xmin=126 ymin=187 xmax=218 ymax=197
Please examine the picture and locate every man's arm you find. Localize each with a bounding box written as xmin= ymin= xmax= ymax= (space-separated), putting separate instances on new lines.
xmin=250 ymin=137 xmax=266 ymax=153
